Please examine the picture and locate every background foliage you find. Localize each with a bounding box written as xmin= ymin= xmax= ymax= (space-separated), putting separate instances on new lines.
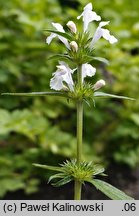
xmin=0 ymin=0 xmax=139 ymax=197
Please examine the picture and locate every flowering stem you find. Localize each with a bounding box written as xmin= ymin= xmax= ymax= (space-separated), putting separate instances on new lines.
xmin=74 ymin=65 xmax=83 ymax=200
xmin=77 ymin=65 xmax=82 ymax=89
xmin=76 ymin=100 xmax=83 ymax=164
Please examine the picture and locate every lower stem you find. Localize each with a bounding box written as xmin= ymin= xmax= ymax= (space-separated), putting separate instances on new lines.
xmin=74 ymin=99 xmax=83 ymax=200
xmin=74 ymin=179 xmax=82 ymax=200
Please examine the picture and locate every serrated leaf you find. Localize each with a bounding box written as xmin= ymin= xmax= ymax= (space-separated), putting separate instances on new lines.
xmin=44 ymin=29 xmax=73 ymax=41
xmin=94 ymin=92 xmax=135 ymax=100
xmin=88 ymin=179 xmax=134 ymax=200
xmin=48 ymin=54 xmax=72 ymax=61
xmin=1 ymin=92 xmax=69 ymax=98
xmin=52 ymin=176 xmax=73 ymax=187
xmin=33 ymin=163 xmax=62 ymax=172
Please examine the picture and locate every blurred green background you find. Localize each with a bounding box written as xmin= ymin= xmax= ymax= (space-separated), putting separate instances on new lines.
xmin=0 ymin=0 xmax=139 ymax=198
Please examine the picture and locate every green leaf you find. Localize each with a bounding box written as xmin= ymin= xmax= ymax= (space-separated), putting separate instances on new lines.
xmin=1 ymin=92 xmax=69 ymax=98
xmin=93 ymin=165 xmax=105 ymax=176
xmin=44 ymin=29 xmax=73 ymax=41
xmin=92 ymin=57 xmax=109 ymax=65
xmin=85 ymin=56 xmax=109 ymax=65
xmin=48 ymin=54 xmax=72 ymax=61
xmin=33 ymin=163 xmax=62 ymax=172
xmin=88 ymin=179 xmax=134 ymax=200
xmin=83 ymin=98 xmax=91 ymax=107
xmin=48 ymin=173 xmax=65 ymax=183
xmin=52 ymin=176 xmax=73 ymax=187
xmin=94 ymin=92 xmax=135 ymax=100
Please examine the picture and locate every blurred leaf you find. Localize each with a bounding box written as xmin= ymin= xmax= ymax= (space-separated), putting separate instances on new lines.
xmin=0 ymin=178 xmax=25 ymax=197
xmin=130 ymin=114 xmax=139 ymax=126
xmin=25 ymin=179 xmax=39 ymax=194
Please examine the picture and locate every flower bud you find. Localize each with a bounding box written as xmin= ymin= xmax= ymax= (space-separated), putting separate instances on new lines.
xmin=66 ymin=21 xmax=77 ymax=34
xmin=93 ymin=79 xmax=106 ymax=91
xmin=70 ymin=41 xmax=78 ymax=52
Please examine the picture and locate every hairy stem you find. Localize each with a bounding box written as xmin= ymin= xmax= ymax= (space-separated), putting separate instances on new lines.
xmin=74 ymin=65 xmax=83 ymax=200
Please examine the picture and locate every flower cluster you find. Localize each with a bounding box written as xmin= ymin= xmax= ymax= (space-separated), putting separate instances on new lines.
xmin=46 ymin=2 xmax=117 ymax=96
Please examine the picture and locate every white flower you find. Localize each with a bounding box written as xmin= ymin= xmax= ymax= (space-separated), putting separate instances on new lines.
xmin=93 ymin=79 xmax=106 ymax=91
xmin=70 ymin=41 xmax=78 ymax=52
xmin=82 ymin=63 xmax=96 ymax=82
xmin=91 ymin=21 xmax=118 ymax=47
xmin=77 ymin=3 xmax=101 ymax=32
xmin=67 ymin=21 xmax=77 ymax=34
xmin=50 ymin=61 xmax=75 ymax=91
xmin=46 ymin=22 xmax=70 ymax=49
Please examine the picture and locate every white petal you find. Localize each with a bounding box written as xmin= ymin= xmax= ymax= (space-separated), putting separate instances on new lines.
xmin=82 ymin=63 xmax=96 ymax=82
xmin=52 ymin=23 xmax=70 ymax=49
xmin=63 ymin=73 xmax=74 ymax=91
xmin=77 ymin=3 xmax=101 ymax=32
xmin=109 ymin=35 xmax=118 ymax=44
xmin=50 ymin=62 xmax=75 ymax=91
xmin=91 ymin=21 xmax=118 ymax=47
xmin=58 ymin=63 xmax=74 ymax=89
xmin=52 ymin=22 xmax=65 ymax=32
xmin=99 ymin=21 xmax=110 ymax=28
xmin=59 ymin=61 xmax=76 ymax=74
xmin=84 ymin=11 xmax=101 ymax=32
xmin=77 ymin=14 xmax=82 ymax=20
xmin=102 ymin=29 xmax=118 ymax=44
xmin=46 ymin=22 xmax=70 ymax=49
xmin=59 ymin=36 xmax=70 ymax=49
xmin=90 ymin=28 xmax=103 ymax=47
xmin=84 ymin=3 xmax=92 ymax=10
xmin=50 ymin=76 xmax=64 ymax=90
xmin=46 ymin=33 xmax=56 ymax=44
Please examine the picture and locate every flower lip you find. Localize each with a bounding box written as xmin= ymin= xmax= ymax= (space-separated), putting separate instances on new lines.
xmin=77 ymin=3 xmax=101 ymax=32
xmin=46 ymin=22 xmax=70 ymax=49
xmin=90 ymin=21 xmax=118 ymax=47
xmin=52 ymin=22 xmax=65 ymax=32
xmin=50 ymin=62 xmax=75 ymax=91
xmin=82 ymin=63 xmax=96 ymax=83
